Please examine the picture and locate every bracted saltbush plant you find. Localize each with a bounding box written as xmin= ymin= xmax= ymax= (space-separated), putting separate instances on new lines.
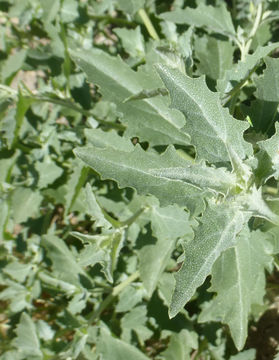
xmin=1 ymin=1 xmax=279 ymax=359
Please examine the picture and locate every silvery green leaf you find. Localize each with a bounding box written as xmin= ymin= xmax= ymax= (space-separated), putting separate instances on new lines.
xmin=160 ymin=3 xmax=235 ymax=37
xmin=69 ymin=47 xmax=190 ymax=146
xmin=150 ymin=163 xmax=236 ymax=195
xmin=36 ymin=320 xmax=55 ymax=341
xmin=217 ymin=43 xmax=279 ymax=96
xmin=85 ymin=183 xmax=112 ymax=228
xmin=3 ymin=262 xmax=32 ymax=283
xmin=1 ymin=49 xmax=27 ymax=83
xmin=0 ymin=280 xmax=32 ymax=313
xmin=42 ymin=234 xmax=88 ymax=285
xmin=72 ymin=229 xmax=125 ymax=283
xmin=39 ymin=0 xmax=60 ymax=24
xmin=12 ymin=313 xmax=42 ymax=359
xmin=199 ymin=228 xmax=272 ymax=350
xmin=238 ymin=185 xmax=279 ymax=225
xmin=74 ymin=144 xmax=207 ymax=214
xmin=161 ymin=329 xmax=198 ymax=360
xmin=11 ymin=188 xmax=43 ymax=224
xmin=116 ymin=285 xmax=145 ymax=313
xmin=257 ymin=123 xmax=279 ymax=180
xmin=169 ymin=202 xmax=246 ymax=318
xmin=255 ymin=57 xmax=279 ymax=102
xmin=64 ymin=160 xmax=89 ymax=214
xmin=60 ymin=0 xmax=79 ymax=23
xmin=121 ymin=306 xmax=153 ymax=345
xmin=35 ymin=157 xmax=63 ymax=189
xmin=195 ymin=35 xmax=235 ymax=80
xmin=96 ymin=328 xmax=149 ymax=360
xmin=85 ymin=128 xmax=134 ymax=151
xmin=230 ymin=349 xmax=256 ymax=360
xmin=116 ymin=0 xmax=145 ymax=15
xmin=114 ymin=26 xmax=145 ymax=59
xmin=59 ymin=330 xmax=88 ymax=359
xmin=139 ymin=204 xmax=193 ymax=296
xmin=156 ymin=65 xmax=252 ymax=164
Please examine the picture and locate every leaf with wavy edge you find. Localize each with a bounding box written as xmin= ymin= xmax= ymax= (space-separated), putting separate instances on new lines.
xmin=74 ymin=145 xmax=208 ymax=214
xmin=199 ymin=228 xmax=272 ymax=350
xmin=255 ymin=57 xmax=279 ymax=102
xmin=169 ymin=202 xmax=246 ymax=318
xmin=12 ymin=313 xmax=42 ymax=358
xmin=257 ymin=122 xmax=279 ymax=180
xmin=85 ymin=128 xmax=134 ymax=151
xmin=69 ymin=47 xmax=190 ymax=147
xmin=156 ymin=65 xmax=252 ymax=164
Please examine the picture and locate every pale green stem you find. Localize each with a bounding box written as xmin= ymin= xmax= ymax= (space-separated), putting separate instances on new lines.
xmin=138 ymin=8 xmax=159 ymax=41
xmin=88 ymin=271 xmax=140 ymax=323
xmin=265 ymin=186 xmax=278 ymax=195
xmin=0 ymin=84 xmax=17 ymax=96
xmin=88 ymin=13 xmax=136 ymax=27
xmin=100 ymin=204 xmax=146 ymax=229
xmin=222 ymin=63 xmax=259 ymax=106
xmin=120 ymin=207 xmax=146 ymax=227
xmin=102 ymin=210 xmax=122 ymax=228
xmin=241 ymin=2 xmax=263 ymax=61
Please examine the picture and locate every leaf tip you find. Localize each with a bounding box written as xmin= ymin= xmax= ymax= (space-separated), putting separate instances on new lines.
xmin=154 ymin=63 xmax=168 ymax=77
xmin=168 ymin=305 xmax=178 ymax=319
xmin=73 ymin=147 xmax=82 ymax=158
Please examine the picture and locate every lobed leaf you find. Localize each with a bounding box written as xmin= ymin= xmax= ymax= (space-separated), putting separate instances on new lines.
xmin=156 ymin=65 xmax=252 ymax=164
xmin=85 ymin=128 xmax=134 ymax=151
xmin=12 ymin=313 xmax=42 ymax=359
xmin=74 ymin=144 xmax=210 ymax=214
xmin=72 ymin=229 xmax=125 ymax=283
xmin=169 ymin=202 xmax=246 ymax=318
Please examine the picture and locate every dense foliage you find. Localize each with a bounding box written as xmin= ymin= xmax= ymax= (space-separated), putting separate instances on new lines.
xmin=1 ymin=0 xmax=279 ymax=359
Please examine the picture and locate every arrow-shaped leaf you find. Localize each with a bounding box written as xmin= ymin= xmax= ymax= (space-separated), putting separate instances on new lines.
xmin=169 ymin=202 xmax=246 ymax=318
xmin=156 ymin=65 xmax=252 ymax=164
xmin=74 ymin=145 xmax=225 ymax=214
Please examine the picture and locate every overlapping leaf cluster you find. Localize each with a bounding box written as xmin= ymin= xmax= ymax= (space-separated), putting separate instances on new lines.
xmin=1 ymin=0 xmax=279 ymax=359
